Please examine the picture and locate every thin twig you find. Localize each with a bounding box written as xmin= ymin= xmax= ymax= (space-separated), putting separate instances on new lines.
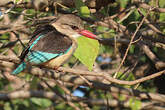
xmin=113 ymin=8 xmax=150 ymax=78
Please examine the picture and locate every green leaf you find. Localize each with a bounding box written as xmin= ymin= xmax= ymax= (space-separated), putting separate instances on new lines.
xmin=55 ymin=103 xmax=67 ymax=109
xmin=30 ymin=98 xmax=52 ymax=108
xmin=75 ymin=0 xmax=90 ymax=17
xmin=119 ymin=0 xmax=129 ymax=8
xmin=80 ymin=6 xmax=90 ymax=17
xmin=97 ymin=26 xmax=109 ymax=33
xmin=75 ymin=0 xmax=84 ymax=8
xmin=4 ymin=102 xmax=12 ymax=110
xmin=160 ymin=13 xmax=165 ymax=21
xmin=129 ymin=98 xmax=141 ymax=110
xmin=74 ymin=36 xmax=100 ymax=71
xmin=30 ymin=77 xmax=39 ymax=89
xmin=129 ymin=45 xmax=135 ymax=54
xmin=116 ymin=72 xmax=135 ymax=81
xmin=140 ymin=56 xmax=147 ymax=62
xmin=54 ymin=85 xmax=65 ymax=95
xmin=159 ymin=0 xmax=165 ymax=8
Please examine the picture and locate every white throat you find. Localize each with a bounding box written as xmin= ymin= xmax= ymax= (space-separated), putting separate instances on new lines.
xmin=71 ymin=33 xmax=82 ymax=39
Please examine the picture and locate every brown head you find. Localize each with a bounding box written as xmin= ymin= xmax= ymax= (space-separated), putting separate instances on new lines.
xmin=51 ymin=14 xmax=100 ymax=40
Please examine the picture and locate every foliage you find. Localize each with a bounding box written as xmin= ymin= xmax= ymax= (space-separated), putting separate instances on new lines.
xmin=74 ymin=36 xmax=100 ymax=71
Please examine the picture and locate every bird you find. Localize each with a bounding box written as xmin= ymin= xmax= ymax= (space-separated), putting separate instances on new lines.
xmin=12 ymin=14 xmax=100 ymax=75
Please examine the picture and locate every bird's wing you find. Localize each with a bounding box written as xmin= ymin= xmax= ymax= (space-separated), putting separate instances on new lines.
xmin=20 ymin=25 xmax=72 ymax=64
xmin=20 ymin=24 xmax=56 ymax=61
xmin=30 ymin=30 xmax=72 ymax=54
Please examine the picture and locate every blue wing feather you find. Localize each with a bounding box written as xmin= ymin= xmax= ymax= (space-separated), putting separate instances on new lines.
xmin=27 ymin=45 xmax=72 ymax=64
xmin=12 ymin=62 xmax=26 ymax=74
xmin=27 ymin=51 xmax=62 ymax=64
xmin=29 ymin=34 xmax=44 ymax=50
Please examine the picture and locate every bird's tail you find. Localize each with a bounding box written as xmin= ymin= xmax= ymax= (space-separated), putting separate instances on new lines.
xmin=12 ymin=62 xmax=26 ymax=75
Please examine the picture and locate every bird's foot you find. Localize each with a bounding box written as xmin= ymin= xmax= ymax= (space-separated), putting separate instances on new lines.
xmin=54 ymin=66 xmax=59 ymax=70
xmin=54 ymin=66 xmax=60 ymax=73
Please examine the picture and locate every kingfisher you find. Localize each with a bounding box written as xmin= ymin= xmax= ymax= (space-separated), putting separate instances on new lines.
xmin=12 ymin=14 xmax=100 ymax=74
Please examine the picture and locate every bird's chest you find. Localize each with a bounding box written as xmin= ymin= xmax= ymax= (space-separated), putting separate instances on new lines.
xmin=42 ymin=42 xmax=77 ymax=69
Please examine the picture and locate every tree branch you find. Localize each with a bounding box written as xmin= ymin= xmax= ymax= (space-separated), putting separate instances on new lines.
xmin=0 ymin=90 xmax=164 ymax=109
xmin=0 ymin=56 xmax=165 ymax=103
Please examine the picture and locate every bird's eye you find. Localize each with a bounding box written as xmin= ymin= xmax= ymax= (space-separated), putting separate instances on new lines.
xmin=71 ymin=25 xmax=78 ymax=30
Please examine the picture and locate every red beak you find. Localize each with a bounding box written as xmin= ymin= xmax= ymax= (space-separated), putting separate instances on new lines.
xmin=79 ymin=30 xmax=101 ymax=40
